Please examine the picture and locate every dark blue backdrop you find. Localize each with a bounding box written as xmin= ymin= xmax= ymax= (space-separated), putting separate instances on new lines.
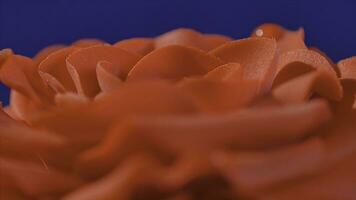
xmin=1 ymin=0 xmax=356 ymax=104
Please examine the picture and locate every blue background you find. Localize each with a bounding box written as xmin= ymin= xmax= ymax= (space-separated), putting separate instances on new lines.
xmin=1 ymin=0 xmax=356 ymax=104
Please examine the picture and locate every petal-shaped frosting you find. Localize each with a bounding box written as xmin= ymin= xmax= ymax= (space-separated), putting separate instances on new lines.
xmin=272 ymin=61 xmax=315 ymax=87
xmin=75 ymin=100 xmax=330 ymax=176
xmin=260 ymin=153 xmax=356 ymax=200
xmin=30 ymin=80 xmax=198 ymax=149
xmin=276 ymin=49 xmax=337 ymax=75
xmin=0 ymin=55 xmax=42 ymax=102
xmin=257 ymin=111 xmax=356 ymax=200
xmin=114 ymin=38 xmax=154 ymax=55
xmin=66 ymin=45 xmax=141 ymax=97
xmin=276 ymin=28 xmax=306 ymax=53
xmin=252 ymin=23 xmax=287 ymax=39
xmin=68 ymin=154 xmax=215 ymax=200
xmin=64 ymin=155 xmax=161 ymax=200
xmin=155 ymin=28 xmax=232 ymax=51
xmin=155 ymin=28 xmax=206 ymax=50
xmin=0 ymin=55 xmax=54 ymax=107
xmin=54 ymin=92 xmax=90 ymax=107
xmin=212 ymin=138 xmax=324 ymax=194
xmin=93 ymin=80 xmax=199 ymax=118
xmin=7 ymin=91 xmax=39 ymax=120
xmin=0 ymin=55 xmax=55 ymax=120
xmin=210 ymin=37 xmax=277 ymax=92
xmin=322 ymin=112 xmax=356 ymax=162
xmin=204 ymin=63 xmax=244 ymax=82
xmin=38 ymin=71 xmax=66 ymax=93
xmin=0 ymin=157 xmax=83 ymax=196
xmin=252 ymin=23 xmax=307 ymax=54
xmin=38 ymin=47 xmax=78 ymax=92
xmin=28 ymin=103 xmax=112 ymax=148
xmin=179 ymin=78 xmax=258 ymax=112
xmin=0 ymin=108 xmax=64 ymax=157
xmin=273 ymin=70 xmax=343 ymax=103
xmin=309 ymin=47 xmax=336 ymax=69
xmin=127 ymin=45 xmax=223 ymax=81
xmin=33 ymin=44 xmax=66 ymax=64
xmin=337 ymin=56 xmax=356 ymax=79
xmin=203 ymin=34 xmax=233 ymax=50
xmin=96 ymin=60 xmax=123 ymax=93
xmin=331 ymin=79 xmax=356 ymax=112
xmin=0 ymin=26 xmax=355 ymax=199
xmin=71 ymin=38 xmax=106 ymax=47
xmin=0 ymin=48 xmax=13 ymax=68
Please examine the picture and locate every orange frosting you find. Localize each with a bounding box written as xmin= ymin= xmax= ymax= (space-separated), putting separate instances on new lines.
xmin=0 ymin=24 xmax=355 ymax=200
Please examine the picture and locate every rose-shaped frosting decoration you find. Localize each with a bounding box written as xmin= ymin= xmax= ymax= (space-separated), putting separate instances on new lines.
xmin=0 ymin=24 xmax=355 ymax=200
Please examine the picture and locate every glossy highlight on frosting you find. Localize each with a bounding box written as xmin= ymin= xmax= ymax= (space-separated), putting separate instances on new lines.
xmin=0 ymin=23 xmax=355 ymax=200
